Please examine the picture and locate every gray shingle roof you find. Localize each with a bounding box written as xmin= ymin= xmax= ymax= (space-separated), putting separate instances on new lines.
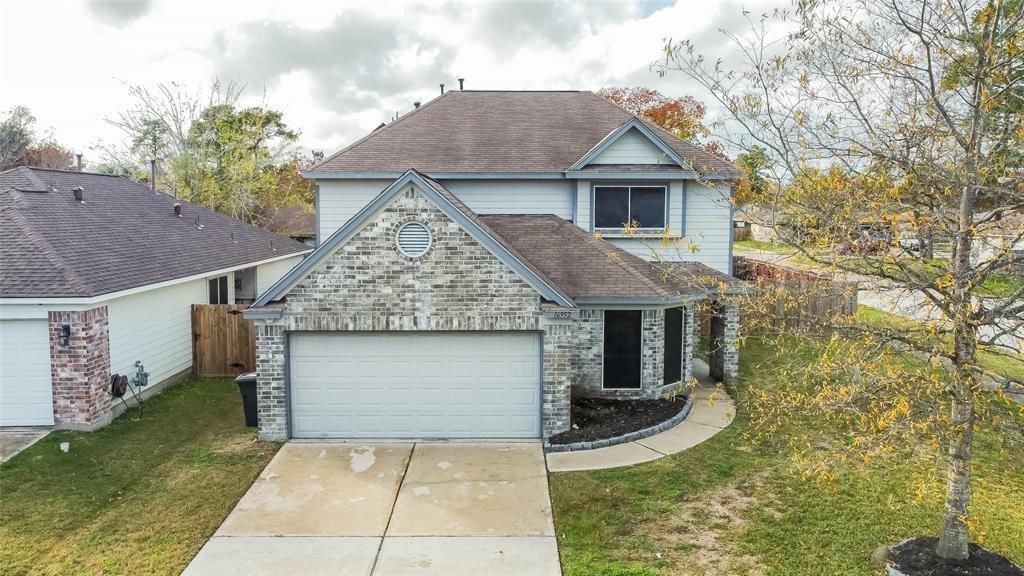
xmin=0 ymin=167 xmax=310 ymax=298
xmin=310 ymin=91 xmax=740 ymax=177
xmin=478 ymin=214 xmax=747 ymax=301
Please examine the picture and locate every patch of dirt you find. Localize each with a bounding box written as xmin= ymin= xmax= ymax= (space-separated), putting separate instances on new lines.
xmin=548 ymin=396 xmax=688 ymax=445
xmin=648 ymin=479 xmax=768 ymax=576
xmin=889 ymin=537 xmax=1024 ymax=576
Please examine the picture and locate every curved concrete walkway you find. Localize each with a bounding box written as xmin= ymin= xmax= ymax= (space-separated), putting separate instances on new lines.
xmin=546 ymin=363 xmax=735 ymax=473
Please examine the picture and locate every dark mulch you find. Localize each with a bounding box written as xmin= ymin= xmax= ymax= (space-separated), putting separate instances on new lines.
xmin=547 ymin=395 xmax=688 ymax=445
xmin=889 ymin=537 xmax=1024 ymax=576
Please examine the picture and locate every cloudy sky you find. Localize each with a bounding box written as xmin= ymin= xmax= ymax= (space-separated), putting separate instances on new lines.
xmin=0 ymin=0 xmax=784 ymax=161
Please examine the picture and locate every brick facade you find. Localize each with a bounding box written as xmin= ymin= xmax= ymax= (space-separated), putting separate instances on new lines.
xmin=251 ymin=182 xmax=718 ymax=441
xmin=48 ymin=306 xmax=111 ymax=430
xmin=571 ymin=306 xmax=695 ymax=401
xmin=254 ymin=185 xmax=552 ymax=440
xmin=709 ymin=300 xmax=740 ymax=384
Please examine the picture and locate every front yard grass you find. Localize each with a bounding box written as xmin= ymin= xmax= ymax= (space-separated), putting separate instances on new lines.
xmin=0 ymin=378 xmax=279 ymax=576
xmin=735 ymin=239 xmax=799 ymax=254
xmin=549 ymin=337 xmax=1024 ymax=576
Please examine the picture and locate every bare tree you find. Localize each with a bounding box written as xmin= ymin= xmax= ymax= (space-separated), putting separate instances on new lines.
xmin=658 ymin=0 xmax=1022 ymax=561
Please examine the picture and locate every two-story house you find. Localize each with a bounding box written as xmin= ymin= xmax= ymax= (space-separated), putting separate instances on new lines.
xmin=245 ymin=90 xmax=747 ymax=443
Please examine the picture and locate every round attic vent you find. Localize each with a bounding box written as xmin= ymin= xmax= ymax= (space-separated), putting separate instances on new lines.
xmin=396 ymin=221 xmax=432 ymax=257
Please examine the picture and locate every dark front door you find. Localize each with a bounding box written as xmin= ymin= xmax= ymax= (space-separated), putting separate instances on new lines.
xmin=603 ymin=310 xmax=642 ymax=389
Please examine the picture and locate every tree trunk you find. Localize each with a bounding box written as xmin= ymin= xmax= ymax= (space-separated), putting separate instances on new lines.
xmin=935 ymin=341 xmax=975 ymax=560
xmin=936 ymin=170 xmax=980 ymax=560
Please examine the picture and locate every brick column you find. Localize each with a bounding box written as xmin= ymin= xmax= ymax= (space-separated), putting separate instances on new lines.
xmin=709 ymin=300 xmax=740 ymax=385
xmin=48 ymin=306 xmax=111 ymax=430
xmin=255 ymin=324 xmax=287 ymax=441
xmin=640 ymin=309 xmax=665 ymax=399
xmin=542 ymin=320 xmax=573 ymax=439
xmin=682 ymin=304 xmax=695 ymax=386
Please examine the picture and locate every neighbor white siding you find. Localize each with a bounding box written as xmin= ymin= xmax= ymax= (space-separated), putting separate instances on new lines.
xmin=107 ymin=278 xmax=206 ymax=393
xmin=591 ymin=128 xmax=675 ymax=165
xmin=439 ymin=180 xmax=573 ymax=219
xmin=256 ymin=255 xmax=303 ymax=295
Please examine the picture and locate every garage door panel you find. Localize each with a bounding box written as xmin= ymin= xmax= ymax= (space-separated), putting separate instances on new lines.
xmin=289 ymin=332 xmax=540 ymax=439
xmin=0 ymin=319 xmax=54 ymax=426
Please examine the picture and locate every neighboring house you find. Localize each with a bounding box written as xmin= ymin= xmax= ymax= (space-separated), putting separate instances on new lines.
xmin=245 ymin=90 xmax=747 ymax=442
xmin=266 ymin=204 xmax=317 ymax=247
xmin=0 ymin=167 xmax=310 ymax=430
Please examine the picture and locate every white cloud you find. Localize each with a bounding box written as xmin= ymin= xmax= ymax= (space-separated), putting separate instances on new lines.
xmin=0 ymin=0 xmax=788 ymax=161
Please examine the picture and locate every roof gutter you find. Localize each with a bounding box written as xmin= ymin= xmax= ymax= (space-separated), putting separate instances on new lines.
xmin=0 ymin=250 xmax=310 ymax=306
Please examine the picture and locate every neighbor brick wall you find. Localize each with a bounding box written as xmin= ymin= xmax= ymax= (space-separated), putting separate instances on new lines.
xmin=48 ymin=306 xmax=111 ymax=429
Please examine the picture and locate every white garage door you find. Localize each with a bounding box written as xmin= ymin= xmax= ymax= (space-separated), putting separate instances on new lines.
xmin=0 ymin=319 xmax=54 ymax=426
xmin=289 ymin=332 xmax=541 ymax=439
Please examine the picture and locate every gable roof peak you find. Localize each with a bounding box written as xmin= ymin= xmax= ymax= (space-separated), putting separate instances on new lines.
xmin=252 ymin=169 xmax=575 ymax=309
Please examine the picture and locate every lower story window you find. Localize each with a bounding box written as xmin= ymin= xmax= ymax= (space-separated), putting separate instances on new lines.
xmin=603 ymin=310 xmax=642 ymax=389
xmin=208 ymin=276 xmax=229 ymax=304
xmin=664 ymin=307 xmax=683 ymax=385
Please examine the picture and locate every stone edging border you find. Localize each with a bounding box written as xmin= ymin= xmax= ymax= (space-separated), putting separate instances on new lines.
xmin=543 ymin=394 xmax=694 ymax=453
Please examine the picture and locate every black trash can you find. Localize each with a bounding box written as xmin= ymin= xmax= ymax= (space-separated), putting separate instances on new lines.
xmin=235 ymin=372 xmax=258 ymax=427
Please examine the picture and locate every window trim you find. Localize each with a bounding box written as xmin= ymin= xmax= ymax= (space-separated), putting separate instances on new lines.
xmin=601 ymin=309 xmax=644 ymax=390
xmin=663 ymin=307 xmax=684 ymax=386
xmin=591 ymin=182 xmax=670 ymax=235
xmin=208 ymin=275 xmax=229 ymax=305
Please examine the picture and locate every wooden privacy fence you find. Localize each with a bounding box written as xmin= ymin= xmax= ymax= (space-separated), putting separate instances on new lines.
xmin=734 ymin=256 xmax=859 ymax=331
xmin=192 ymin=304 xmax=257 ymax=377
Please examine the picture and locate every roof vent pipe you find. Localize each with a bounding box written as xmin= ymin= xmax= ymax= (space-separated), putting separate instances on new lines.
xmin=458 ymin=78 xmax=464 ymax=90
xmin=75 ymin=153 xmax=83 ymax=171
xmin=150 ymin=159 xmax=157 ymax=192
xmin=413 ymin=101 xmax=421 ymax=108
xmin=440 ymin=83 xmax=445 ymax=95
xmin=173 ymin=203 xmax=182 ymax=217
xmin=72 ymin=186 xmax=83 ymax=202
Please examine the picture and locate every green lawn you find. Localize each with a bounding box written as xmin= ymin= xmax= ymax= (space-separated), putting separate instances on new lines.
xmin=0 ymin=378 xmax=279 ymax=576
xmin=857 ymin=305 xmax=1024 ymax=383
xmin=978 ymin=273 xmax=1024 ymax=298
xmin=734 ymin=239 xmax=799 ymax=254
xmin=549 ymin=337 xmax=1024 ymax=576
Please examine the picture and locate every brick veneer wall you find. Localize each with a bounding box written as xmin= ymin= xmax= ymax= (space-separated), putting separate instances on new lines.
xmin=542 ymin=319 xmax=574 ymax=437
xmin=254 ymin=185 xmax=555 ymax=440
xmin=572 ymin=307 xmax=691 ymax=401
xmin=48 ymin=306 xmax=111 ymax=429
xmin=709 ymin=301 xmax=740 ymax=384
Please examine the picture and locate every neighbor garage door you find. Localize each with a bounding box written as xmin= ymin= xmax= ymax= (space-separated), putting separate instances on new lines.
xmin=0 ymin=319 xmax=54 ymax=426
xmin=289 ymin=332 xmax=541 ymax=439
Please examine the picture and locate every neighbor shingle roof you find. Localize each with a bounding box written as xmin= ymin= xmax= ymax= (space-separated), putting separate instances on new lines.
xmin=478 ymin=214 xmax=747 ymax=301
xmin=0 ymin=167 xmax=310 ymax=298
xmin=310 ymin=91 xmax=739 ymax=177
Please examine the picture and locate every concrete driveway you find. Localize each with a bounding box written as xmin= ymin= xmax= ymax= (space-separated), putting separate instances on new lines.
xmin=182 ymin=442 xmax=560 ymax=576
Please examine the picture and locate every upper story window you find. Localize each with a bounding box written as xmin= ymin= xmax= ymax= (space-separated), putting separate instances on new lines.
xmin=594 ymin=185 xmax=666 ymax=230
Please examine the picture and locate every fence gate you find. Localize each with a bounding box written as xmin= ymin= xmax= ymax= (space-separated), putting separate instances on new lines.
xmin=192 ymin=304 xmax=257 ymax=377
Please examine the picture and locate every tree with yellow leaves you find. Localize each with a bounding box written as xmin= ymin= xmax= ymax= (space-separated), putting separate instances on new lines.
xmin=659 ymin=0 xmax=1022 ymax=564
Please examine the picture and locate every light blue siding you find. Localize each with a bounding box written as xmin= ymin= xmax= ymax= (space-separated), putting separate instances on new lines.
xmin=317 ymin=178 xmax=574 ymax=238
xmin=591 ymin=128 xmax=674 ymax=165
xmin=439 ymin=180 xmax=573 ymax=219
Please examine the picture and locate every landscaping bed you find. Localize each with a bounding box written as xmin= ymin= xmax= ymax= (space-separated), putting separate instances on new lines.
xmin=548 ymin=396 xmax=688 ymax=445
xmin=888 ymin=537 xmax=1024 ymax=576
